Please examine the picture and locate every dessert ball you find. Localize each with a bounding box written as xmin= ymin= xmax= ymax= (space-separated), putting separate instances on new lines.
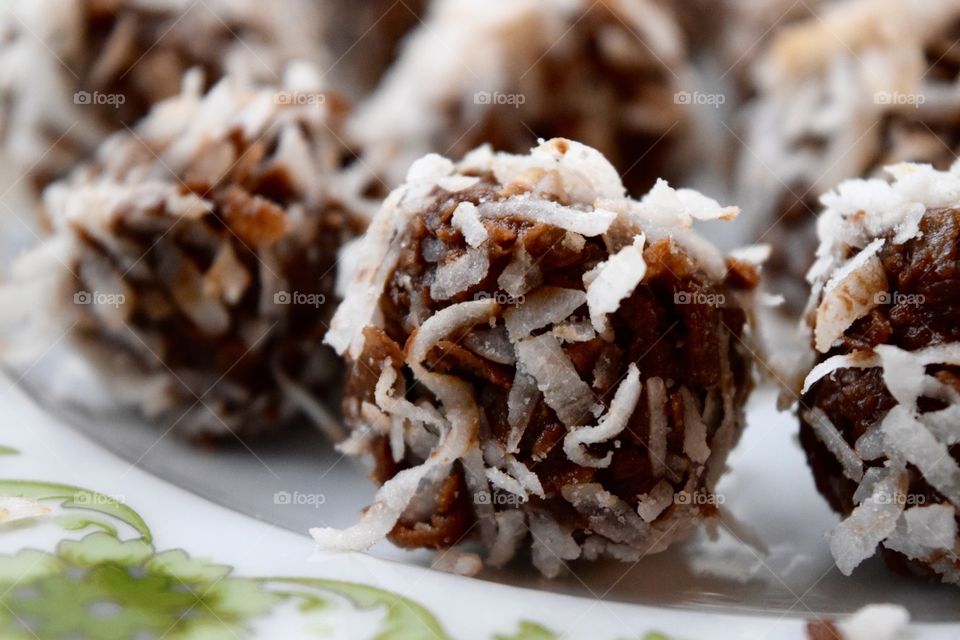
xmin=314 ymin=139 xmax=760 ymax=576
xmin=6 ymin=69 xmax=369 ymax=439
xmin=349 ymin=0 xmax=698 ymax=195
xmin=0 ymin=0 xmax=327 ymax=193
xmin=736 ymin=0 xmax=960 ymax=312
xmin=798 ymin=163 xmax=960 ymax=584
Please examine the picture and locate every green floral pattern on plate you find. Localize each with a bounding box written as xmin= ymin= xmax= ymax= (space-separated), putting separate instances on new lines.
xmin=0 ymin=479 xmax=671 ymax=639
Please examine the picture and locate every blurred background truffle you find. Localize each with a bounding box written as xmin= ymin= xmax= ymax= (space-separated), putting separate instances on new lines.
xmin=0 ymin=0 xmax=328 ymax=194
xmin=349 ymin=0 xmax=707 ymax=196
xmin=736 ymin=0 xmax=960 ymax=312
xmin=3 ymin=68 xmax=371 ymax=440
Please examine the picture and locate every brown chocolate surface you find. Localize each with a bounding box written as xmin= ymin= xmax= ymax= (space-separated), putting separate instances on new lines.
xmin=800 ymin=208 xmax=960 ymax=579
xmin=344 ymin=180 xmax=755 ymax=550
xmin=70 ymin=113 xmax=363 ymax=439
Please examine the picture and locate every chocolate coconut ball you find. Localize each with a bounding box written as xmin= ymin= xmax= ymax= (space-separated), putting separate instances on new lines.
xmin=0 ymin=0 xmax=327 ymax=193
xmin=349 ymin=0 xmax=698 ymax=195
xmin=313 ymin=139 xmax=760 ymax=576
xmin=798 ymin=163 xmax=960 ymax=584
xmin=736 ymin=0 xmax=960 ymax=313
xmin=8 ymin=70 xmax=370 ymax=439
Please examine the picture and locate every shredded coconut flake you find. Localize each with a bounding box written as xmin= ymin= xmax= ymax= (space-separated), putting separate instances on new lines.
xmin=431 ymin=550 xmax=483 ymax=576
xmin=478 ymin=197 xmax=615 ymax=237
xmin=515 ymin=333 xmax=595 ymax=428
xmin=805 ymin=408 xmax=864 ymax=482
xmin=837 ymin=604 xmax=910 ymax=640
xmin=830 ymin=465 xmax=907 ymax=575
xmin=452 ymin=201 xmax=488 ymax=247
xmin=637 ymin=480 xmax=674 ymax=523
xmin=646 ymin=377 xmax=669 ymax=478
xmin=431 ymin=247 xmax=490 ymax=300
xmin=881 ymin=405 xmax=960 ymax=506
xmin=506 ymin=367 xmax=539 ymax=454
xmin=563 ymin=364 xmax=642 ymax=468
xmin=497 ymin=246 xmax=543 ymax=297
xmin=681 ymin=387 xmax=711 ymax=465
xmin=504 ymin=286 xmax=586 ymax=342
xmin=815 ymin=238 xmax=886 ymax=353
xmin=585 ymin=234 xmax=646 ymax=333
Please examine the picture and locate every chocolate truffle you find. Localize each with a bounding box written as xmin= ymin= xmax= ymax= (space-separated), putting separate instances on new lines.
xmin=798 ymin=163 xmax=960 ymax=584
xmin=349 ymin=0 xmax=698 ymax=195
xmin=313 ymin=139 xmax=760 ymax=576
xmin=0 ymin=0 xmax=327 ymax=193
xmin=736 ymin=0 xmax=960 ymax=312
xmin=6 ymin=70 xmax=370 ymax=439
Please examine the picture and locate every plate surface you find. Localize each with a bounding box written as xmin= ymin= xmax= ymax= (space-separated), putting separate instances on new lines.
xmin=15 ymin=360 xmax=960 ymax=623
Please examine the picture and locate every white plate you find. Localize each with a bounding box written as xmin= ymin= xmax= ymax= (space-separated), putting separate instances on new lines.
xmin=2 ymin=352 xmax=957 ymax=639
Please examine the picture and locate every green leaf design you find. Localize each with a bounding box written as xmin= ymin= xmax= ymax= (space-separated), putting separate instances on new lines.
xmin=0 ymin=549 xmax=63 ymax=584
xmin=0 ymin=446 xmax=18 ymax=455
xmin=271 ymin=578 xmax=452 ymax=640
xmin=0 ymin=480 xmax=150 ymax=542
xmin=0 ymin=533 xmax=281 ymax=640
xmin=147 ymin=549 xmax=232 ymax=583
xmin=0 ymin=480 xmax=672 ymax=640
xmin=59 ymin=532 xmax=153 ymax=567
xmin=495 ymin=620 xmax=559 ymax=640
xmin=54 ymin=514 xmax=119 ymax=537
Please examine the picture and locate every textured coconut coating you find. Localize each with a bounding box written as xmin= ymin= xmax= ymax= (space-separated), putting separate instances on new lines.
xmin=798 ymin=162 xmax=960 ymax=584
xmin=4 ymin=69 xmax=371 ymax=439
xmin=349 ymin=0 xmax=697 ymax=196
xmin=736 ymin=0 xmax=960 ymax=312
xmin=316 ymin=139 xmax=760 ymax=576
xmin=0 ymin=0 xmax=327 ymax=194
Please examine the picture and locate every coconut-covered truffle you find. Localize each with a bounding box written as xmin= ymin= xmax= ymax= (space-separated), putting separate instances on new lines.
xmin=0 ymin=0 xmax=327 ymax=193
xmin=736 ymin=0 xmax=960 ymax=312
xmin=313 ymin=139 xmax=760 ymax=576
xmin=3 ymin=69 xmax=370 ymax=439
xmin=349 ymin=0 xmax=698 ymax=195
xmin=798 ymin=162 xmax=960 ymax=584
